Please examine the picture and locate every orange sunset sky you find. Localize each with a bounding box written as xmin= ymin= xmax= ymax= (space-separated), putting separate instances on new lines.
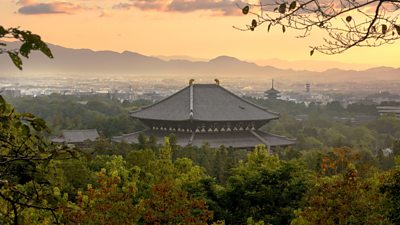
xmin=2 ymin=0 xmax=400 ymax=71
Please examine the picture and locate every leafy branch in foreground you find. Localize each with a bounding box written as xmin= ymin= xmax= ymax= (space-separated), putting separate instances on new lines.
xmin=0 ymin=96 xmax=76 ymax=224
xmin=0 ymin=26 xmax=53 ymax=70
xmin=238 ymin=0 xmax=400 ymax=55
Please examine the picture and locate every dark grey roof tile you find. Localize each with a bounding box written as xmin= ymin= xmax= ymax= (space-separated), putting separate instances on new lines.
xmin=131 ymin=84 xmax=278 ymax=122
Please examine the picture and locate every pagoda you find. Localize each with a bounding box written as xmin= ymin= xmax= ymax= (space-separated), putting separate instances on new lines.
xmin=264 ymin=79 xmax=280 ymax=100
xmin=113 ymin=80 xmax=295 ymax=149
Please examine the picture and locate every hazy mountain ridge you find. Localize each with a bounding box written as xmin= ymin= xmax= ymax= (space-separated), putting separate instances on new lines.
xmin=0 ymin=43 xmax=399 ymax=82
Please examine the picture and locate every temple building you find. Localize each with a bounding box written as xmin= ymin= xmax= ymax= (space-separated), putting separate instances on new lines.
xmin=52 ymin=129 xmax=99 ymax=147
xmin=264 ymin=79 xmax=280 ymax=100
xmin=113 ymin=80 xmax=295 ymax=149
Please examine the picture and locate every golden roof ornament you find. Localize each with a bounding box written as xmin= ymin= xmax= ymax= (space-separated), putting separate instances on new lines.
xmin=214 ymin=78 xmax=220 ymax=85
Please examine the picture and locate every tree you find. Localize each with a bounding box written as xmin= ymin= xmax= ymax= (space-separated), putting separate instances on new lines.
xmin=62 ymin=167 xmax=140 ymax=225
xmin=0 ymin=96 xmax=73 ymax=224
xmin=0 ymin=25 xmax=59 ymax=224
xmin=292 ymin=167 xmax=390 ymax=224
xmin=239 ymin=1 xmax=400 ymax=54
xmin=0 ymin=26 xmax=53 ymax=70
xmin=381 ymin=157 xmax=400 ymax=224
xmin=141 ymin=180 xmax=213 ymax=224
xmin=65 ymin=140 xmax=213 ymax=224
xmin=292 ymin=148 xmax=390 ymax=224
xmin=218 ymin=145 xmax=311 ymax=224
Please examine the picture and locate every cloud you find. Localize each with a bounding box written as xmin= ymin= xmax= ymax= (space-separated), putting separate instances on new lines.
xmin=113 ymin=0 xmax=247 ymax=16
xmin=112 ymin=3 xmax=138 ymax=10
xmin=17 ymin=1 xmax=84 ymax=15
xmin=113 ymin=0 xmax=166 ymax=11
xmin=16 ymin=0 xmax=35 ymax=5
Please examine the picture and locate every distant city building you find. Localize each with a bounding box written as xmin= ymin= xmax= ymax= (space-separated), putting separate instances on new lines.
xmin=113 ymin=80 xmax=295 ymax=149
xmin=306 ymin=82 xmax=311 ymax=93
xmin=381 ymin=148 xmax=393 ymax=157
xmin=264 ymin=79 xmax=281 ymax=100
xmin=376 ymin=106 xmax=400 ymax=118
xmin=367 ymin=91 xmax=400 ymax=104
xmin=1 ymin=89 xmax=21 ymax=98
xmin=138 ymin=92 xmax=164 ymax=102
xmin=110 ymin=90 xmax=136 ymax=102
xmin=52 ymin=129 xmax=99 ymax=146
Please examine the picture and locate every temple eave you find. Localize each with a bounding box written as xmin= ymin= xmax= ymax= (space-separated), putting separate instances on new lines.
xmin=130 ymin=116 xmax=279 ymax=122
xmin=112 ymin=130 xmax=295 ymax=149
xmin=135 ymin=118 xmax=277 ymax=133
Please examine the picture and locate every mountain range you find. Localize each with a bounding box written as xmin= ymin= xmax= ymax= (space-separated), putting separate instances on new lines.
xmin=0 ymin=43 xmax=399 ymax=82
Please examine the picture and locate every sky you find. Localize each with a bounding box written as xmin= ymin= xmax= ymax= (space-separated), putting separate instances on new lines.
xmin=2 ymin=0 xmax=400 ymax=71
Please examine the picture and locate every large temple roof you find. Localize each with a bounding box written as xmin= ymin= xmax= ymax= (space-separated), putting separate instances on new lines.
xmin=131 ymin=84 xmax=278 ymax=122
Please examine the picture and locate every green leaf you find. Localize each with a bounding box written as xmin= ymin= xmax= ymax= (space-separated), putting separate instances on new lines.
xmin=395 ymin=25 xmax=400 ymax=35
xmin=310 ymin=49 xmax=315 ymax=56
xmin=242 ymin=5 xmax=250 ymax=15
xmin=21 ymin=113 xmax=36 ymax=119
xmin=251 ymin=19 xmax=257 ymax=28
xmin=289 ymin=1 xmax=297 ymax=11
xmin=31 ymin=118 xmax=47 ymax=131
xmin=15 ymin=121 xmax=22 ymax=128
xmin=20 ymin=42 xmax=32 ymax=58
xmin=382 ymin=24 xmax=388 ymax=34
xmin=0 ymin=96 xmax=6 ymax=113
xmin=282 ymin=25 xmax=286 ymax=33
xmin=21 ymin=124 xmax=30 ymax=136
xmin=7 ymin=51 xmax=23 ymax=70
xmin=39 ymin=43 xmax=54 ymax=58
xmin=0 ymin=26 xmax=6 ymax=37
xmin=278 ymin=3 xmax=286 ymax=14
xmin=346 ymin=16 xmax=352 ymax=22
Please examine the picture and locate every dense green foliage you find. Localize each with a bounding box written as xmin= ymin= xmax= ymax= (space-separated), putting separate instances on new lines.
xmin=6 ymin=95 xmax=147 ymax=137
xmin=2 ymin=95 xmax=400 ymax=224
xmin=0 ymin=96 xmax=71 ymax=224
xmin=213 ymin=145 xmax=310 ymax=224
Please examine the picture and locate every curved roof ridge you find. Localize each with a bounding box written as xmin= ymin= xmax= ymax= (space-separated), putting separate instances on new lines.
xmin=121 ymin=129 xmax=148 ymax=137
xmin=61 ymin=129 xmax=98 ymax=132
xmin=265 ymin=87 xmax=280 ymax=93
xmin=257 ymin=130 xmax=297 ymax=141
xmin=215 ymin=84 xmax=279 ymax=117
xmin=130 ymin=85 xmax=189 ymax=114
xmin=189 ymin=84 xmax=194 ymax=119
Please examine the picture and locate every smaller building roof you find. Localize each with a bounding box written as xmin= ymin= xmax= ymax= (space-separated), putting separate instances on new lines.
xmin=52 ymin=129 xmax=99 ymax=143
xmin=112 ymin=130 xmax=295 ymax=149
xmin=265 ymin=88 xmax=280 ymax=95
xmin=264 ymin=79 xmax=280 ymax=95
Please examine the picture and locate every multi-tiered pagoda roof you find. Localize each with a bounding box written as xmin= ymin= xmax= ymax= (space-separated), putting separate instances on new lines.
xmin=113 ymin=81 xmax=295 ymax=149
xmin=265 ymin=79 xmax=280 ymax=100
